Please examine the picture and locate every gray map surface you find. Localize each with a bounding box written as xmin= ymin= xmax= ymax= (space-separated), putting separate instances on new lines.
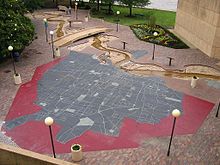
xmin=205 ymin=80 xmax=220 ymax=90
xmin=4 ymin=52 xmax=182 ymax=143
xmin=131 ymin=50 xmax=149 ymax=59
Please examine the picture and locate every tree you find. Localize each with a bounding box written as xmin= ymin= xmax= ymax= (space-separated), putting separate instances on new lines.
xmin=102 ymin=0 xmax=115 ymax=14
xmin=23 ymin=0 xmax=44 ymax=12
xmin=0 ymin=0 xmax=34 ymax=59
xmin=89 ymin=0 xmax=100 ymax=11
xmin=120 ymin=0 xmax=150 ymax=17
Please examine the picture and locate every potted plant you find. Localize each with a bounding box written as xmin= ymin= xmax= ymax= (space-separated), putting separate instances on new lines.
xmin=191 ymin=76 xmax=199 ymax=88
xmin=71 ymin=144 xmax=83 ymax=162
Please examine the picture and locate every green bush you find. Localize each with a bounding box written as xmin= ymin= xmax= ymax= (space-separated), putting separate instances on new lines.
xmin=148 ymin=15 xmax=156 ymax=27
xmin=130 ymin=24 xmax=189 ymax=49
xmin=23 ymin=0 xmax=44 ymax=13
xmin=0 ymin=0 xmax=35 ymax=60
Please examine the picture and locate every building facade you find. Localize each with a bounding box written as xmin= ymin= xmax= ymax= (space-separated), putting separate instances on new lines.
xmin=175 ymin=0 xmax=220 ymax=59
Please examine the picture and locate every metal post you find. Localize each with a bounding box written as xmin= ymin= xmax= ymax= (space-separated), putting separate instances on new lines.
xmin=122 ymin=41 xmax=127 ymax=49
xmin=45 ymin=26 xmax=48 ymax=42
xmin=152 ymin=44 xmax=156 ymax=60
xmin=215 ymin=101 xmax=220 ymax=117
xmin=44 ymin=23 xmax=48 ymax=42
xmin=10 ymin=52 xmax=17 ymax=75
xmin=51 ymin=34 xmax=55 ymax=59
xmin=167 ymin=117 xmax=176 ymax=156
xmin=49 ymin=125 xmax=56 ymax=158
xmin=169 ymin=58 xmax=172 ymax=66
xmin=75 ymin=3 xmax=78 ymax=20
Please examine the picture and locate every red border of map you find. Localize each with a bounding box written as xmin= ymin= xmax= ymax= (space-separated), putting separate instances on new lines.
xmin=3 ymin=58 xmax=214 ymax=154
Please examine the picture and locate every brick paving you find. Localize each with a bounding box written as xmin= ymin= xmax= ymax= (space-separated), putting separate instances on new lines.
xmin=0 ymin=9 xmax=220 ymax=164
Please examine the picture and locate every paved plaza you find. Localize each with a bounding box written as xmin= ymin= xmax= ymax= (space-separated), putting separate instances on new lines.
xmin=0 ymin=9 xmax=220 ymax=164
xmin=4 ymin=52 xmax=183 ymax=143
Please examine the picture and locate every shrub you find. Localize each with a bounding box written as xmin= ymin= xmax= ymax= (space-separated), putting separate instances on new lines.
xmin=0 ymin=0 xmax=35 ymax=59
xmin=130 ymin=24 xmax=189 ymax=49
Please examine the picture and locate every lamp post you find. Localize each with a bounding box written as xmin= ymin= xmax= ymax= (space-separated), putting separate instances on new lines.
xmin=43 ymin=18 xmax=48 ymax=42
xmin=152 ymin=31 xmax=158 ymax=60
xmin=116 ymin=11 xmax=120 ymax=32
xmin=75 ymin=2 xmax=78 ymax=20
xmin=215 ymin=101 xmax=220 ymax=117
xmin=8 ymin=46 xmax=17 ymax=75
xmin=44 ymin=117 xmax=56 ymax=158
xmin=50 ymin=31 xmax=55 ymax=59
xmin=167 ymin=109 xmax=181 ymax=156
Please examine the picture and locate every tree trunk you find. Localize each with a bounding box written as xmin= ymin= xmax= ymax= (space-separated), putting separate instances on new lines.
xmin=108 ymin=2 xmax=112 ymax=14
xmin=69 ymin=0 xmax=72 ymax=7
xmin=129 ymin=6 xmax=132 ymax=17
xmin=97 ymin=0 xmax=100 ymax=11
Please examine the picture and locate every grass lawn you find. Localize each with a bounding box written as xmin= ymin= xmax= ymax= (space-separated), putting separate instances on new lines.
xmin=42 ymin=1 xmax=176 ymax=27
xmin=91 ymin=6 xmax=176 ymax=28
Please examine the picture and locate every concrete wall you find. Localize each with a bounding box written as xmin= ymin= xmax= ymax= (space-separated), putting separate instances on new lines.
xmin=0 ymin=143 xmax=77 ymax=165
xmin=175 ymin=0 xmax=220 ymax=59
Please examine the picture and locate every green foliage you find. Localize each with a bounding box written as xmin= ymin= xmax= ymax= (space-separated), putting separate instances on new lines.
xmin=120 ymin=0 xmax=150 ymax=16
xmin=23 ymin=0 xmax=44 ymax=12
xmin=0 ymin=0 xmax=35 ymax=59
xmin=148 ymin=15 xmax=156 ymax=27
xmin=72 ymin=145 xmax=80 ymax=150
xmin=91 ymin=5 xmax=176 ymax=27
xmin=130 ymin=24 xmax=189 ymax=49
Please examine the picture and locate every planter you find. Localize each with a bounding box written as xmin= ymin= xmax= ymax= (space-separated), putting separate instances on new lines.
xmin=191 ymin=76 xmax=199 ymax=88
xmin=71 ymin=144 xmax=83 ymax=162
xmin=14 ymin=73 xmax=22 ymax=85
xmin=55 ymin=47 xmax=60 ymax=57
xmin=85 ymin=16 xmax=89 ymax=22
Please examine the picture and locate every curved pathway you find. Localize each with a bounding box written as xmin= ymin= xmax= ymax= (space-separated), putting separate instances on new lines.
xmin=92 ymin=35 xmax=220 ymax=80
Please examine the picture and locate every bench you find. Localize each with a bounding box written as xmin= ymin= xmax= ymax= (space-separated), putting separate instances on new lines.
xmin=58 ymin=5 xmax=68 ymax=12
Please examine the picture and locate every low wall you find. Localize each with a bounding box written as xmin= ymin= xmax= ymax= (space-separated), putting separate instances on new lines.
xmin=0 ymin=143 xmax=77 ymax=165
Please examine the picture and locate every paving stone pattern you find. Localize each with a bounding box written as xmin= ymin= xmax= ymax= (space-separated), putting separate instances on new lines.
xmin=4 ymin=51 xmax=182 ymax=143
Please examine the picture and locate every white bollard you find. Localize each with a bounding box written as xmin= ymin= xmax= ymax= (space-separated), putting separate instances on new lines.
xmin=191 ymin=76 xmax=199 ymax=88
xmin=14 ymin=73 xmax=22 ymax=85
xmin=55 ymin=47 xmax=60 ymax=57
